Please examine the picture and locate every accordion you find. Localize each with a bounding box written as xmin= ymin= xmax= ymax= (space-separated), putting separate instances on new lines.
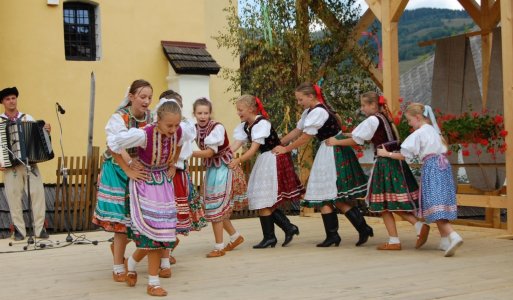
xmin=0 ymin=120 xmax=54 ymax=168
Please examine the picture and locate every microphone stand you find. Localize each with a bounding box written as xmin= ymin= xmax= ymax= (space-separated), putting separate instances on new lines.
xmin=55 ymin=104 xmax=73 ymax=243
xmin=55 ymin=104 xmax=98 ymax=246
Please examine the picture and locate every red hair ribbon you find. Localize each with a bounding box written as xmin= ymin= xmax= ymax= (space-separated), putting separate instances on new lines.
xmin=378 ymin=95 xmax=386 ymax=105
xmin=313 ymin=84 xmax=325 ymax=104
xmin=255 ymin=97 xmax=269 ymax=119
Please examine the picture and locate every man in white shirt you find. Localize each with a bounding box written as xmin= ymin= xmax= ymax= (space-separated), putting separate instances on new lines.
xmin=0 ymin=87 xmax=50 ymax=240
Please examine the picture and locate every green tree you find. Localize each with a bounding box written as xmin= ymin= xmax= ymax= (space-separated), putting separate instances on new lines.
xmin=214 ymin=0 xmax=377 ymax=134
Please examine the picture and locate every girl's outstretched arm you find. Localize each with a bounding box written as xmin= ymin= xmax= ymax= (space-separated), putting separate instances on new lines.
xmin=376 ymin=147 xmax=405 ymax=160
xmin=325 ymin=136 xmax=358 ymax=147
xmin=228 ymin=142 xmax=260 ymax=169
xmin=272 ymin=133 xmax=312 ymax=155
xmin=192 ymin=148 xmax=215 ymax=158
xmin=280 ymin=128 xmax=302 ymax=145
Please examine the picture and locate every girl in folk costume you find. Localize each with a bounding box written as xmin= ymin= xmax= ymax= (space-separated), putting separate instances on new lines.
xmin=155 ymin=90 xmax=207 ymax=268
xmin=92 ymin=79 xmax=153 ymax=282
xmin=192 ymin=97 xmax=248 ymax=258
xmin=229 ymin=95 xmax=305 ymax=248
xmin=273 ymin=83 xmax=372 ymax=247
xmin=109 ymin=101 xmax=182 ymax=297
xmin=377 ymin=103 xmax=463 ymax=257
xmin=327 ymin=92 xmax=429 ymax=250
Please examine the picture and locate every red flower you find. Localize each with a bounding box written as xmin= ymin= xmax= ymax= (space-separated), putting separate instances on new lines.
xmin=472 ymin=112 xmax=479 ymax=118
xmin=357 ymin=152 xmax=364 ymax=158
xmin=476 ymin=149 xmax=483 ymax=156
xmin=398 ymin=97 xmax=403 ymax=103
xmin=447 ymin=150 xmax=452 ymax=156
xmin=479 ymin=139 xmax=489 ymax=146
xmin=499 ymin=144 xmax=508 ymax=153
xmin=487 ymin=147 xmax=495 ymax=154
xmin=341 ymin=125 xmax=347 ymax=132
xmin=461 ymin=142 xmax=469 ymax=148
xmin=398 ymin=110 xmax=403 ymax=116
xmin=393 ymin=116 xmax=401 ymax=125
xmin=494 ymin=115 xmax=504 ymax=124
xmin=462 ymin=150 xmax=470 ymax=156
xmin=500 ymin=130 xmax=508 ymax=137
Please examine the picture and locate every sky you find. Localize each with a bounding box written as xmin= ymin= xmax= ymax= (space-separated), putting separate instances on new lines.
xmin=355 ymin=0 xmax=464 ymax=11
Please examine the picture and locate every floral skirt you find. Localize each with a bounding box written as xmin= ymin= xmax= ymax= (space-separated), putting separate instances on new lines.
xmin=92 ymin=158 xmax=129 ymax=233
xmin=302 ymin=143 xmax=367 ymax=208
xmin=367 ymin=157 xmax=419 ymax=212
xmin=174 ymin=169 xmax=207 ymax=235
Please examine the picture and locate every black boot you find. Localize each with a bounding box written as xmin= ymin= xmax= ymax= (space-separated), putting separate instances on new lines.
xmin=253 ymin=215 xmax=278 ymax=249
xmin=272 ymin=209 xmax=299 ymax=247
xmin=345 ymin=207 xmax=374 ymax=246
xmin=316 ymin=212 xmax=341 ymax=247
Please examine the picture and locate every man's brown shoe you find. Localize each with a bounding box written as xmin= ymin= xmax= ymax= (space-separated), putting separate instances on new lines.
xmin=223 ymin=236 xmax=244 ymax=251
xmin=376 ymin=243 xmax=402 ymax=250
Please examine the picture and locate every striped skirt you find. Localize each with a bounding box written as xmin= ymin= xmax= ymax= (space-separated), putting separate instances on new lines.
xmin=367 ymin=157 xmax=419 ymax=213
xmin=203 ymin=163 xmax=248 ymax=222
xmin=174 ymin=169 xmax=207 ymax=235
xmin=92 ymin=158 xmax=129 ymax=233
xmin=420 ymin=154 xmax=458 ymax=223
xmin=128 ymin=168 xmax=177 ymax=249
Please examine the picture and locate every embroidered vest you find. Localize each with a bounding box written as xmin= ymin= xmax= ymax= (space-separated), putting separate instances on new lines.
xmin=243 ymin=117 xmax=280 ymax=153
xmin=196 ymin=120 xmax=233 ymax=167
xmin=308 ymin=104 xmax=340 ymax=141
xmin=370 ymin=112 xmax=400 ymax=153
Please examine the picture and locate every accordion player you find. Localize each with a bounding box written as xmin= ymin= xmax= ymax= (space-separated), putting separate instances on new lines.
xmin=0 ymin=118 xmax=54 ymax=168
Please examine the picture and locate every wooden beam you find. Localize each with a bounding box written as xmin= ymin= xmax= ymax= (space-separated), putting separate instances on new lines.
xmin=500 ymin=0 xmax=513 ymax=234
xmin=352 ymin=9 xmax=376 ymax=41
xmin=457 ymin=0 xmax=482 ymax=28
xmin=365 ymin=0 xmax=382 ymax=22
xmin=487 ymin=0 xmax=501 ymax=28
xmin=381 ymin=0 xmax=401 ymax=113
xmin=418 ymin=30 xmax=483 ymax=47
xmin=456 ymin=194 xmax=508 ymax=208
xmin=390 ymin=0 xmax=409 ymax=22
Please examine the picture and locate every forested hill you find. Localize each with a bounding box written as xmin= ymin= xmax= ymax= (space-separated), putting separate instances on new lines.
xmin=370 ymin=8 xmax=474 ymax=64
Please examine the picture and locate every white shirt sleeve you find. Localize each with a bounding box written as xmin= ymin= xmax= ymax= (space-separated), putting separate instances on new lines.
xmin=400 ymin=131 xmax=420 ymax=159
xmin=105 ymin=113 xmax=146 ymax=153
xmin=250 ymin=119 xmax=271 ymax=145
xmin=21 ymin=113 xmax=35 ymax=122
xmin=180 ymin=119 xmax=197 ymax=144
xmin=296 ymin=109 xmax=309 ymax=130
xmin=351 ymin=116 xmax=379 ymax=145
xmin=204 ymin=124 xmax=225 ymax=153
xmin=299 ymin=107 xmax=329 ymax=135
xmin=233 ymin=122 xmax=248 ymax=142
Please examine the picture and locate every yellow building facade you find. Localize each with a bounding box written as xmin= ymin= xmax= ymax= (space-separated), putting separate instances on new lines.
xmin=0 ymin=0 xmax=240 ymax=182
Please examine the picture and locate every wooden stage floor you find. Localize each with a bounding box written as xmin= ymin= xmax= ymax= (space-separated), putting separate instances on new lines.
xmin=0 ymin=215 xmax=512 ymax=300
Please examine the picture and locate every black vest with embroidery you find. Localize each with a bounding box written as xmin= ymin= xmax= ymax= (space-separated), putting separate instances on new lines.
xmin=308 ymin=104 xmax=340 ymax=141
xmin=243 ymin=117 xmax=280 ymax=153
xmin=370 ymin=112 xmax=400 ymax=153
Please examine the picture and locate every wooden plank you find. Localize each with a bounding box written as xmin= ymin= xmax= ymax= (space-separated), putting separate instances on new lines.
xmin=381 ymin=0 xmax=401 ymax=113
xmin=365 ymin=0 xmax=382 ymax=22
xmin=457 ymin=0 xmax=483 ymax=27
xmin=487 ymin=0 xmax=501 ymax=28
xmin=501 ymin=0 xmax=513 ymax=234
xmin=53 ymin=157 xmax=62 ymax=232
xmin=78 ymin=156 xmax=87 ymax=230
xmin=390 ymin=0 xmax=409 ymax=22
xmin=456 ymin=194 xmax=507 ymax=208
xmin=71 ymin=156 xmax=79 ymax=231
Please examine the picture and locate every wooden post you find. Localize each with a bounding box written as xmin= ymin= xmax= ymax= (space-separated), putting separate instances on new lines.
xmin=500 ymin=0 xmax=513 ymax=235
xmin=87 ymin=72 xmax=95 ymax=158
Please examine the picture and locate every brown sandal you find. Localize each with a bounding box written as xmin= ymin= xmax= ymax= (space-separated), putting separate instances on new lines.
xmin=206 ymin=249 xmax=225 ymax=258
xmin=376 ymin=242 xmax=402 ymax=250
xmin=126 ymin=271 xmax=137 ymax=287
xmin=112 ymin=271 xmax=126 ymax=282
xmin=147 ymin=285 xmax=168 ymax=296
